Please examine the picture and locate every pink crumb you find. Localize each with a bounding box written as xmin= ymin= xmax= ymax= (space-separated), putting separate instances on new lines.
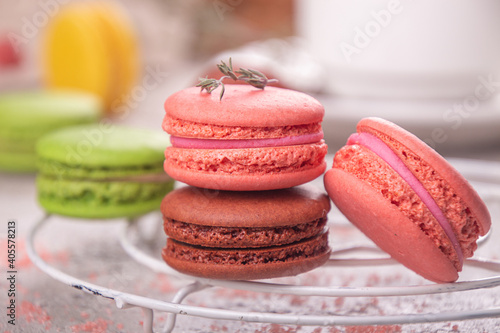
xmin=19 ymin=301 xmax=52 ymax=330
xmin=39 ymin=246 xmax=70 ymax=266
xmin=150 ymin=274 xmax=175 ymax=293
xmin=366 ymin=274 xmax=381 ymax=287
xmin=254 ymin=324 xmax=297 ymax=332
xmin=1 ymin=238 xmax=70 ymax=268
xmin=290 ymin=296 xmax=307 ymax=306
xmin=0 ymin=239 xmax=32 ymax=269
xmin=327 ymin=328 xmax=343 ymax=333
xmin=210 ymin=324 xmax=229 ymax=331
xmin=334 ymin=297 xmax=345 ymax=308
xmin=70 ymin=318 xmax=110 ymax=333
xmin=346 ymin=325 xmax=402 ymax=333
xmin=87 ymin=272 xmax=98 ymax=282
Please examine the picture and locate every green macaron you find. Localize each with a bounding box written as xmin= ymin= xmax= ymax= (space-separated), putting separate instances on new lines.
xmin=0 ymin=90 xmax=101 ymax=172
xmin=36 ymin=124 xmax=174 ymax=219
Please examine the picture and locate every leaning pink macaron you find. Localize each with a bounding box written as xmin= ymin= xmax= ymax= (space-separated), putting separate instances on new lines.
xmin=324 ymin=117 xmax=491 ymax=283
xmin=163 ymin=85 xmax=328 ymax=191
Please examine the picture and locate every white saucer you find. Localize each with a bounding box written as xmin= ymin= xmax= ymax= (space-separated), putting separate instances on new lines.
xmin=319 ymin=93 xmax=500 ymax=153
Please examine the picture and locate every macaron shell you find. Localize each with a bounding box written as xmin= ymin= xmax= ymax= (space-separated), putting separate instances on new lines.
xmin=324 ymin=168 xmax=458 ymax=283
xmin=38 ymin=193 xmax=169 ymax=219
xmin=161 ymin=185 xmax=331 ymax=228
xmin=0 ymin=91 xmax=101 ymax=136
xmin=0 ymin=91 xmax=101 ymax=173
xmin=164 ymin=85 xmax=324 ymax=127
xmin=164 ymin=218 xmax=327 ymax=249
xmin=164 ymin=142 xmax=327 ymax=191
xmin=37 ymin=175 xmax=174 ymax=219
xmin=164 ymin=116 xmax=322 ymax=140
xmin=36 ymin=124 xmax=169 ymax=168
xmin=357 ymin=117 xmax=491 ymax=235
xmin=165 ymin=159 xmax=326 ymax=191
xmin=162 ymin=232 xmax=331 ymax=280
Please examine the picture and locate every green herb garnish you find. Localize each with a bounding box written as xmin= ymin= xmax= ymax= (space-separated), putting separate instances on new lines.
xmin=196 ymin=58 xmax=278 ymax=100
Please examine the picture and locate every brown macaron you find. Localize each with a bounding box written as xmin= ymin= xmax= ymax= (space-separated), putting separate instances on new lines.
xmin=161 ymin=185 xmax=331 ymax=280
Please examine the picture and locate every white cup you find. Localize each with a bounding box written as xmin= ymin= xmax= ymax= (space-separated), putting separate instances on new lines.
xmin=296 ymin=0 xmax=500 ymax=99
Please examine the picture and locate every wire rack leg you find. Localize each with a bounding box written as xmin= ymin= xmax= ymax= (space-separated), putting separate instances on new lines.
xmin=142 ymin=308 xmax=154 ymax=333
xmin=129 ymin=215 xmax=164 ymax=245
xmin=162 ymin=281 xmax=211 ymax=333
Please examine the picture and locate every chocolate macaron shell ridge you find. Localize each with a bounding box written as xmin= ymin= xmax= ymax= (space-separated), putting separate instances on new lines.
xmin=163 ymin=217 xmax=327 ymax=248
xmin=357 ymin=117 xmax=491 ymax=235
xmin=164 ymin=85 xmax=324 ymax=128
xmin=161 ymin=185 xmax=331 ymax=228
xmin=162 ymin=231 xmax=331 ymax=280
xmin=324 ymin=168 xmax=459 ymax=283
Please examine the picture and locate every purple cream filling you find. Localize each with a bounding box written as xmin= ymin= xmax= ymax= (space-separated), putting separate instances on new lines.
xmin=348 ymin=132 xmax=464 ymax=267
xmin=170 ymin=131 xmax=324 ymax=149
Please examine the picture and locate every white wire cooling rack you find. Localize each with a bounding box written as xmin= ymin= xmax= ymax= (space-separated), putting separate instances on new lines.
xmin=26 ymin=158 xmax=500 ymax=333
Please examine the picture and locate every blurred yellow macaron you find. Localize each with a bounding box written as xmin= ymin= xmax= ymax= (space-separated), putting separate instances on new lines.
xmin=42 ymin=1 xmax=139 ymax=115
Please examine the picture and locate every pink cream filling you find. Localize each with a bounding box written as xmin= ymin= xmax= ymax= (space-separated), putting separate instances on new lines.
xmin=170 ymin=131 xmax=324 ymax=149
xmin=348 ymin=132 xmax=464 ymax=267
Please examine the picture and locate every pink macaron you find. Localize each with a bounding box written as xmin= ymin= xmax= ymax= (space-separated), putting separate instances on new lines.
xmin=324 ymin=117 xmax=491 ymax=283
xmin=0 ymin=36 xmax=20 ymax=67
xmin=162 ymin=85 xmax=328 ymax=191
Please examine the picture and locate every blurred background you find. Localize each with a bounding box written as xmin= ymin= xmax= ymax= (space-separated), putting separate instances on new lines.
xmin=1 ymin=0 xmax=499 ymax=158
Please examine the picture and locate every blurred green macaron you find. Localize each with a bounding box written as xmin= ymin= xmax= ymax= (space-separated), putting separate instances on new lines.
xmin=36 ymin=124 xmax=174 ymax=219
xmin=0 ymin=90 xmax=101 ymax=172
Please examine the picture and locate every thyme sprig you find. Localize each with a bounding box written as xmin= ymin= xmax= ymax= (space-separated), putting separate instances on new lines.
xmin=196 ymin=58 xmax=278 ymax=100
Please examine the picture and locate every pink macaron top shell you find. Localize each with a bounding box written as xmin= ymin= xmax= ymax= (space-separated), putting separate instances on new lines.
xmin=347 ymin=132 xmax=464 ymax=267
xmin=163 ymin=85 xmax=324 ymax=128
xmin=357 ymin=117 xmax=491 ymax=236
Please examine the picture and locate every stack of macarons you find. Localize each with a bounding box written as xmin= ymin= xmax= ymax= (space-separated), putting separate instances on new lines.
xmin=42 ymin=1 xmax=139 ymax=115
xmin=161 ymin=84 xmax=331 ymax=280
xmin=36 ymin=124 xmax=175 ymax=219
xmin=0 ymin=90 xmax=101 ymax=173
xmin=161 ymin=78 xmax=491 ymax=283
xmin=162 ymin=85 xmax=328 ymax=191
